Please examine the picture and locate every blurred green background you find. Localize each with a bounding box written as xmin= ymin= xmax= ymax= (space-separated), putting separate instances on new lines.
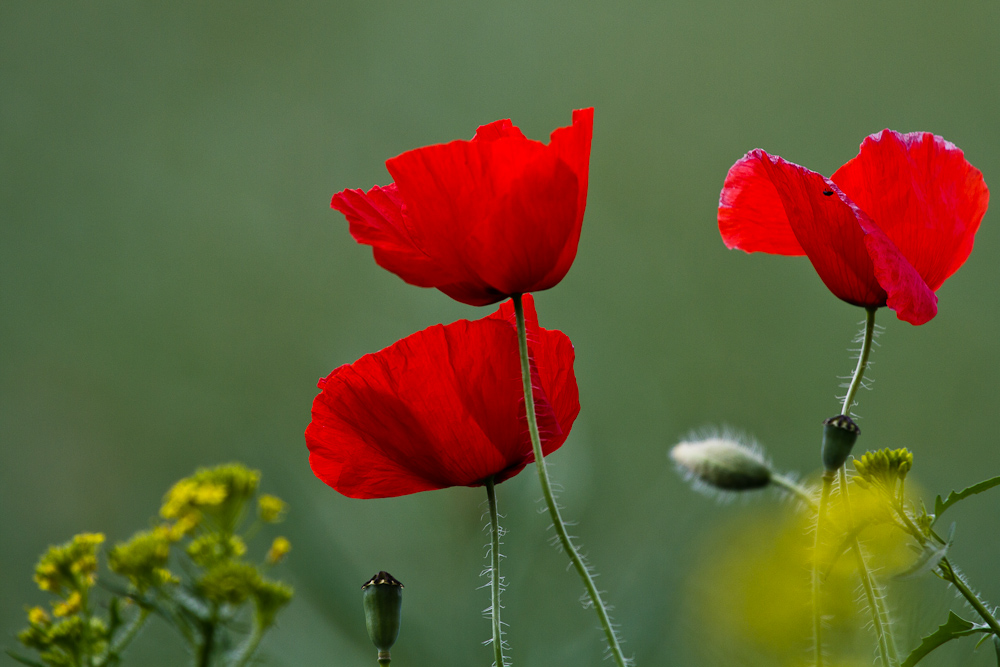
xmin=2 ymin=1 xmax=998 ymax=665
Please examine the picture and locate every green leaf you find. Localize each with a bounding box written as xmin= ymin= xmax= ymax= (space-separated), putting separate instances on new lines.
xmin=994 ymin=634 xmax=1000 ymax=666
xmin=896 ymin=524 xmax=954 ymax=581
xmin=933 ymin=475 xmax=1000 ymax=525
xmin=901 ymin=612 xmax=990 ymax=667
xmin=5 ymin=650 xmax=49 ymax=667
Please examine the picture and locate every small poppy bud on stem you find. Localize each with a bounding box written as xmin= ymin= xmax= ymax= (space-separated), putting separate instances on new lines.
xmin=671 ymin=436 xmax=772 ymax=491
xmin=821 ymin=415 xmax=860 ymax=470
xmin=362 ymin=571 xmax=403 ymax=665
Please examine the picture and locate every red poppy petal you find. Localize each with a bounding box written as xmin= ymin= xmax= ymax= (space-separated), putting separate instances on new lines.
xmin=385 ymin=137 xmax=547 ymax=298
xmin=488 ymin=295 xmax=578 ymax=481
xmin=465 ymin=150 xmax=579 ymax=295
xmin=857 ymin=217 xmax=938 ymax=325
xmin=473 ymin=118 xmax=527 ymax=142
xmin=832 ymin=130 xmax=989 ymax=291
xmin=719 ymin=150 xmax=805 ymax=256
xmin=734 ymin=151 xmax=887 ymax=307
xmin=535 ymin=107 xmax=594 ymax=290
xmin=306 ymin=298 xmax=576 ymax=498
xmin=331 ymin=184 xmax=457 ymax=288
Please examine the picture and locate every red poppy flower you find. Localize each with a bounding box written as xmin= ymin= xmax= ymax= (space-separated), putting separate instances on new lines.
xmin=718 ymin=130 xmax=989 ymax=325
xmin=306 ymin=295 xmax=580 ymax=499
xmin=332 ymin=109 xmax=593 ymax=306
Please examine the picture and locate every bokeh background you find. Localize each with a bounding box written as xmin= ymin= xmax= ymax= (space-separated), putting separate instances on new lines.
xmin=2 ymin=1 xmax=998 ymax=665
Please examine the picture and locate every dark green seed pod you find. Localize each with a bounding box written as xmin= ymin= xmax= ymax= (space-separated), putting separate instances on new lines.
xmin=362 ymin=571 xmax=403 ymax=655
xmin=821 ymin=415 xmax=860 ymax=470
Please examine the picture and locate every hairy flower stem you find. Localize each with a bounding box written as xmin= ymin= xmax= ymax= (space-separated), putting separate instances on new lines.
xmin=512 ymin=294 xmax=628 ymax=667
xmin=841 ymin=307 xmax=877 ymax=416
xmin=893 ymin=508 xmax=1000 ymax=637
xmin=486 ymin=476 xmax=507 ymax=667
xmin=840 ymin=469 xmax=898 ymax=666
xmin=939 ymin=558 xmax=1000 ymax=636
xmin=813 ymin=470 xmax=834 ymax=667
xmin=833 ymin=309 xmax=898 ymax=665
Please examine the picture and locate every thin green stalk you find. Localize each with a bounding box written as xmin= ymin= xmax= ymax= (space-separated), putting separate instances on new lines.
xmin=772 ymin=473 xmax=818 ymax=511
xmin=890 ymin=504 xmax=1000 ymax=635
xmin=230 ymin=615 xmax=265 ymax=667
xmin=813 ymin=470 xmax=834 ymax=667
xmin=377 ymin=654 xmax=391 ymax=667
xmin=512 ymin=294 xmax=628 ymax=667
xmin=195 ymin=606 xmax=217 ymax=667
xmin=838 ymin=469 xmax=898 ymax=667
xmin=939 ymin=558 xmax=1000 ymax=636
xmin=832 ymin=307 xmax=899 ymax=665
xmin=841 ymin=308 xmax=877 ymax=416
xmin=485 ymin=476 xmax=507 ymax=667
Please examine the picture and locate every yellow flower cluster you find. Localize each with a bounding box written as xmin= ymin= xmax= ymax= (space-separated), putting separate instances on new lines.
xmin=33 ymin=533 xmax=105 ymax=595
xmin=107 ymin=529 xmax=177 ymax=592
xmin=852 ymin=448 xmax=913 ymax=499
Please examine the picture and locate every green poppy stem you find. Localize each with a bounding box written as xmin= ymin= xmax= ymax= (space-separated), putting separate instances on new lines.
xmin=485 ymin=476 xmax=506 ymax=667
xmin=813 ymin=470 xmax=834 ymax=667
xmin=841 ymin=307 xmax=877 ymax=416
xmin=512 ymin=294 xmax=628 ymax=667
xmin=834 ymin=308 xmax=898 ymax=666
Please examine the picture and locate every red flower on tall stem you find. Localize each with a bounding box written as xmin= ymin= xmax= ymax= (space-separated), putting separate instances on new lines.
xmin=718 ymin=130 xmax=989 ymax=324
xmin=332 ymin=109 xmax=593 ymax=306
xmin=306 ymin=295 xmax=579 ymax=499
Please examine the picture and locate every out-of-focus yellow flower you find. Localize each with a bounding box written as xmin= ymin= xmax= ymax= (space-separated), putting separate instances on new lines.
xmin=187 ymin=534 xmax=247 ymax=567
xmin=258 ymin=494 xmax=287 ymax=523
xmin=33 ymin=533 xmax=105 ymax=595
xmin=52 ymin=591 xmax=82 ymax=617
xmin=27 ymin=606 xmax=50 ymax=626
xmin=160 ymin=464 xmax=260 ymax=531
xmin=108 ymin=529 xmax=173 ymax=592
xmin=266 ymin=537 xmax=291 ymax=565
xmin=683 ymin=499 xmax=910 ymax=666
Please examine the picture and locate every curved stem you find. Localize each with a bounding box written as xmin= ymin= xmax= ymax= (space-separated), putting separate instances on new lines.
xmin=772 ymin=473 xmax=818 ymax=511
xmin=485 ymin=477 xmax=507 ymax=667
xmin=939 ymin=558 xmax=1000 ymax=636
xmin=813 ymin=470 xmax=834 ymax=667
xmin=512 ymin=294 xmax=628 ymax=667
xmin=230 ymin=615 xmax=265 ymax=667
xmin=838 ymin=468 xmax=898 ymax=666
xmin=841 ymin=308 xmax=877 ymax=416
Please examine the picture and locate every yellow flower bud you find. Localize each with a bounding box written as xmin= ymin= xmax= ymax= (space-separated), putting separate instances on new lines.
xmin=258 ymin=495 xmax=287 ymax=523
xmin=266 ymin=537 xmax=291 ymax=565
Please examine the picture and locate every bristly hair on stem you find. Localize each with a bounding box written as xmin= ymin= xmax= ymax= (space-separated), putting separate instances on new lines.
xmin=482 ymin=477 xmax=510 ymax=667
xmin=511 ymin=294 xmax=633 ymax=667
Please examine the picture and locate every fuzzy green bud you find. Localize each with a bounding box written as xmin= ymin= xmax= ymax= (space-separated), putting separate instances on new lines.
xmin=670 ymin=437 xmax=772 ymax=491
xmin=362 ymin=571 xmax=403 ymax=658
xmin=821 ymin=415 xmax=860 ymax=470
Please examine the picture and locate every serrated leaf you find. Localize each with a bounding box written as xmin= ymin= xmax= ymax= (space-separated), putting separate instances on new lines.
xmin=901 ymin=612 xmax=990 ymax=667
xmin=933 ymin=475 xmax=1000 ymax=525
xmin=5 ymin=650 xmax=49 ymax=667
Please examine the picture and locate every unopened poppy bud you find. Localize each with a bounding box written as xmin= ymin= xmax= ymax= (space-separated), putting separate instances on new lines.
xmin=362 ymin=571 xmax=403 ymax=661
xmin=670 ymin=437 xmax=772 ymax=491
xmin=821 ymin=415 xmax=860 ymax=470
